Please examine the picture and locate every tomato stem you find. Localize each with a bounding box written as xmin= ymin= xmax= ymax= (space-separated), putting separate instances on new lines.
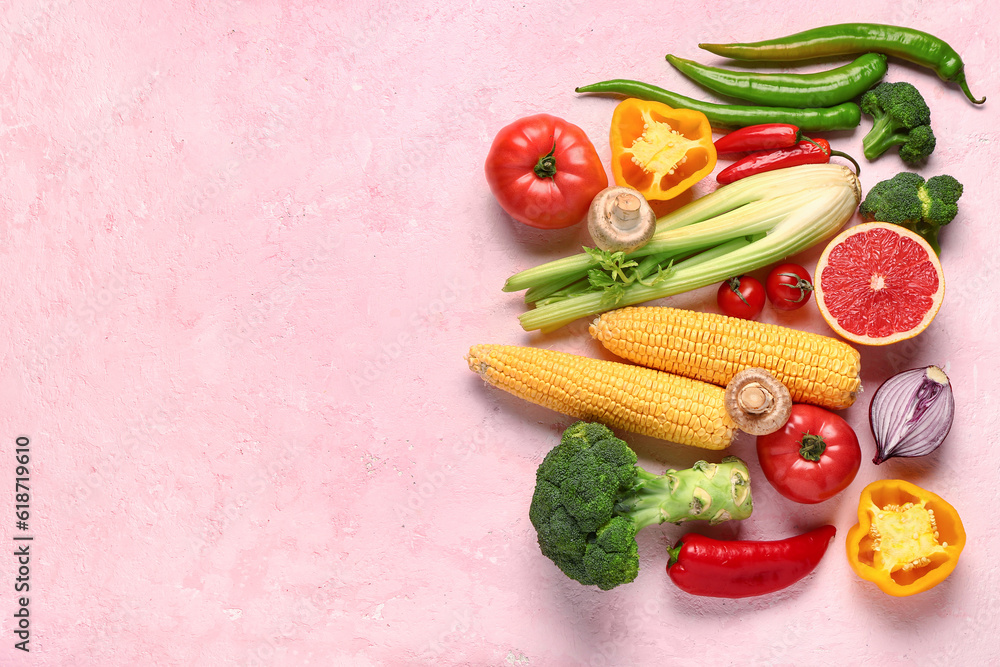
xmin=534 ymin=140 xmax=558 ymax=179
xmin=798 ymin=432 xmax=827 ymax=462
xmin=778 ymin=272 xmax=814 ymax=303
xmin=727 ymin=276 xmax=751 ymax=307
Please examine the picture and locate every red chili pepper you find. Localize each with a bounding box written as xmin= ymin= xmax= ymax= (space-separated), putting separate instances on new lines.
xmin=666 ymin=525 xmax=836 ymax=598
xmin=716 ymin=138 xmax=860 ymax=185
xmin=713 ymin=123 xmax=801 ymax=154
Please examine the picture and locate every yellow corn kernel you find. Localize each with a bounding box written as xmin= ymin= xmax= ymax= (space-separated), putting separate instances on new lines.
xmin=590 ymin=307 xmax=861 ymax=410
xmin=466 ymin=344 xmax=737 ymax=450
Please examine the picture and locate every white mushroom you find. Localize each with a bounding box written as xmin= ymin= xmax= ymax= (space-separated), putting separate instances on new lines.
xmin=587 ymin=186 xmax=656 ymax=253
xmin=724 ymin=368 xmax=793 ymax=435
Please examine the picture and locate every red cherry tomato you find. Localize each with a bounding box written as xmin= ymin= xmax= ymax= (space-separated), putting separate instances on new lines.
xmin=717 ymin=276 xmax=765 ymax=320
xmin=766 ymin=263 xmax=814 ymax=311
xmin=484 ymin=114 xmax=608 ymax=229
xmin=756 ymin=404 xmax=861 ymax=504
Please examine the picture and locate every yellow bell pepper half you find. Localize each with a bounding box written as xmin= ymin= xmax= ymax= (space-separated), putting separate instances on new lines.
xmin=610 ymin=98 xmax=716 ymax=201
xmin=846 ymin=479 xmax=965 ymax=597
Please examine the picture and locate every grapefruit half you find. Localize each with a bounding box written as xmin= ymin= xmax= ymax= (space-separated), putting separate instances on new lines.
xmin=814 ymin=222 xmax=945 ymax=346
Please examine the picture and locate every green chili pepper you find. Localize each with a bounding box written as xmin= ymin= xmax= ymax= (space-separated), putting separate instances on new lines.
xmin=665 ymin=53 xmax=887 ymax=109
xmin=700 ymin=23 xmax=984 ymax=105
xmin=574 ymin=80 xmax=861 ymax=131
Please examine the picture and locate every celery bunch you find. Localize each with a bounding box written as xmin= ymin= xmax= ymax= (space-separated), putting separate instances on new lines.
xmin=504 ymin=164 xmax=861 ymax=332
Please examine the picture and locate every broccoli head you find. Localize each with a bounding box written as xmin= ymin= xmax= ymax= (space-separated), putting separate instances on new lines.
xmin=858 ymin=171 xmax=963 ymax=254
xmin=860 ymin=82 xmax=936 ymax=164
xmin=528 ymin=421 xmax=753 ymax=590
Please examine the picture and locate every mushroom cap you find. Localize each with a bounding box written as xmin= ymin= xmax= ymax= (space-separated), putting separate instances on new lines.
xmin=587 ymin=186 xmax=656 ymax=254
xmin=724 ymin=368 xmax=793 ymax=436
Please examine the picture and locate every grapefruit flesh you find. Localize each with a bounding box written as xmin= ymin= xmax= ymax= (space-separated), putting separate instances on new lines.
xmin=815 ymin=222 xmax=945 ymax=346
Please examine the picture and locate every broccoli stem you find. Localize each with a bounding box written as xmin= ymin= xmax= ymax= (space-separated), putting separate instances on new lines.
xmin=529 ymin=422 xmax=757 ymax=591
xmin=617 ymin=457 xmax=753 ymax=528
xmin=862 ymin=115 xmax=905 ymax=160
xmin=921 ymin=231 xmax=942 ymax=256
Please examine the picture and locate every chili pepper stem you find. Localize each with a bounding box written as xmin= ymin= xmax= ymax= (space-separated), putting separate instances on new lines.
xmin=957 ymin=73 xmax=986 ymax=105
xmin=798 ymin=134 xmax=822 ymax=149
xmin=829 ymin=149 xmax=861 ymax=176
xmin=801 ymin=134 xmax=860 ymax=176
xmin=667 ymin=543 xmax=683 ymax=567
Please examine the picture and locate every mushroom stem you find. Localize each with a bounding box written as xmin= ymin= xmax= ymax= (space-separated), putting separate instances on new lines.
xmin=587 ymin=186 xmax=657 ymax=254
xmin=612 ymin=192 xmax=642 ymax=230
xmin=737 ymin=382 xmax=774 ymax=415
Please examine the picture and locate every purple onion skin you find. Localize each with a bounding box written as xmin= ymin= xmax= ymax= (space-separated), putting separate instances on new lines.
xmin=869 ymin=366 xmax=955 ymax=465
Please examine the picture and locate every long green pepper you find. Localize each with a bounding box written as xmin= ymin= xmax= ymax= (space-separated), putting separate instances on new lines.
xmin=700 ymin=22 xmax=985 ymax=104
xmin=575 ymin=80 xmax=860 ymax=131
xmin=665 ymin=52 xmax=888 ymax=108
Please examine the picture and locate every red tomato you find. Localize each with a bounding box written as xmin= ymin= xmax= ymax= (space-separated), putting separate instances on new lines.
xmin=766 ymin=263 xmax=814 ymax=311
xmin=717 ymin=276 xmax=765 ymax=320
xmin=484 ymin=114 xmax=608 ymax=229
xmin=756 ymin=404 xmax=861 ymax=504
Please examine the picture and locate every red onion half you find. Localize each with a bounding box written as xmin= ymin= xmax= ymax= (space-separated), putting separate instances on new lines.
xmin=869 ymin=366 xmax=954 ymax=464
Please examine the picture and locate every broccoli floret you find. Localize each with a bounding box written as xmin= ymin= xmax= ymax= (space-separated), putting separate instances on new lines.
xmin=858 ymin=172 xmax=963 ymax=254
xmin=860 ymin=82 xmax=936 ymax=164
xmin=528 ymin=421 xmax=753 ymax=590
xmin=896 ymin=124 xmax=936 ymax=164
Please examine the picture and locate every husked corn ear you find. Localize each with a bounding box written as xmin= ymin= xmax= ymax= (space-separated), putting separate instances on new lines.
xmin=590 ymin=307 xmax=861 ymax=410
xmin=467 ymin=344 xmax=737 ymax=450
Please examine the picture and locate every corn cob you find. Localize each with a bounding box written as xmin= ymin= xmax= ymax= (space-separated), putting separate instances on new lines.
xmin=467 ymin=344 xmax=737 ymax=450
xmin=590 ymin=307 xmax=861 ymax=409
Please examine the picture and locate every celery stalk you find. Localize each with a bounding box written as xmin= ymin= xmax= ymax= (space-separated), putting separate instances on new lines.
xmin=519 ymin=237 xmax=755 ymax=332
xmin=640 ymin=193 xmax=813 ymax=256
xmin=503 ymin=164 xmax=858 ymax=294
xmin=513 ymin=167 xmax=860 ymax=333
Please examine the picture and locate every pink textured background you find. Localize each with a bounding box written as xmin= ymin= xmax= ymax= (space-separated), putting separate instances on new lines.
xmin=2 ymin=1 xmax=998 ymax=665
